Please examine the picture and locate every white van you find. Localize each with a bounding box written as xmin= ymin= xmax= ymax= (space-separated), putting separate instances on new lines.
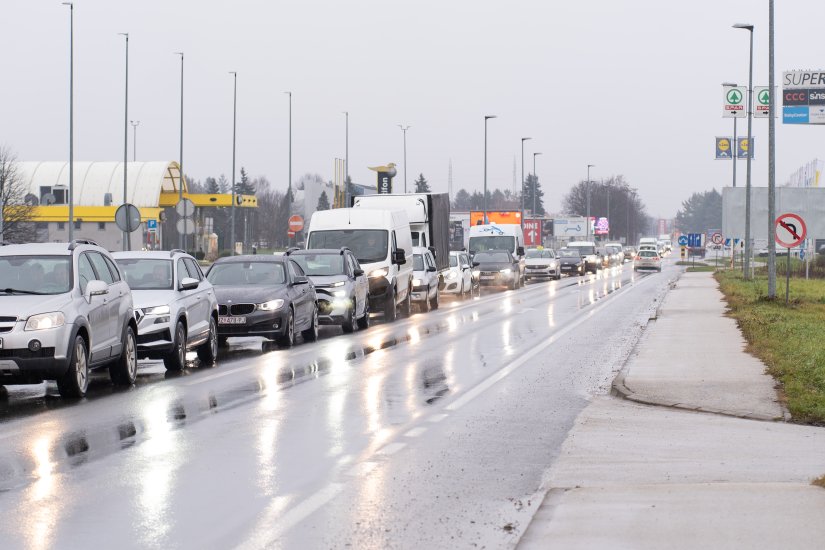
xmin=467 ymin=223 xmax=526 ymax=285
xmin=306 ymin=208 xmax=414 ymax=321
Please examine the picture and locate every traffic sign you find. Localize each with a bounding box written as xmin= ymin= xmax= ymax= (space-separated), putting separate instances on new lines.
xmin=288 ymin=215 xmax=304 ymax=232
xmin=755 ymin=86 xmax=772 ymax=118
xmin=287 ymin=230 xmax=296 ymax=238
xmin=678 ymin=235 xmax=688 ymax=246
xmin=176 ymin=218 xmax=196 ymax=235
xmin=723 ymin=85 xmax=747 ymax=118
xmin=523 ymin=219 xmax=542 ymax=246
xmin=115 ymin=203 xmax=141 ymax=233
xmin=711 ymin=232 xmax=723 ymax=245
xmin=687 ymin=233 xmax=703 ymax=247
xmin=147 ymin=219 xmax=158 ymax=230
xmin=774 ymin=213 xmax=807 ymax=248
xmin=175 ymin=198 xmax=195 ymax=217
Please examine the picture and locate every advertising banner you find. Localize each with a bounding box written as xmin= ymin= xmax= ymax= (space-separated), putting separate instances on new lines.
xmin=715 ymin=137 xmax=733 ymax=159
xmin=782 ymin=70 xmax=825 ymax=125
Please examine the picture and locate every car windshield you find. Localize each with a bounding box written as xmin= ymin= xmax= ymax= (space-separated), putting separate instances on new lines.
xmin=569 ymin=245 xmax=596 ymax=255
xmin=474 ymin=251 xmax=510 ymax=263
xmin=413 ymin=254 xmax=425 ymax=271
xmin=449 ymin=255 xmax=458 ymax=267
xmin=468 ymin=236 xmax=515 ymax=254
xmin=307 ymin=230 xmax=388 ymax=264
xmin=639 ymin=251 xmax=659 ymax=258
xmin=559 ymin=250 xmax=581 ymax=258
xmin=290 ymin=254 xmax=344 ymax=276
xmin=526 ymin=249 xmax=554 ymax=259
xmin=207 ymin=261 xmax=286 ymax=285
xmin=116 ymin=258 xmax=173 ymax=290
xmin=0 ymin=256 xmax=72 ymax=295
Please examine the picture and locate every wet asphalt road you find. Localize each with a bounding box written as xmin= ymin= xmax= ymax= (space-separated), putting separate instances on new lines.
xmin=0 ymin=260 xmax=678 ymax=549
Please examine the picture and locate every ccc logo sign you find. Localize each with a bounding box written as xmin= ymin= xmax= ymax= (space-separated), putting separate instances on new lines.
xmin=784 ymin=91 xmax=808 ymax=105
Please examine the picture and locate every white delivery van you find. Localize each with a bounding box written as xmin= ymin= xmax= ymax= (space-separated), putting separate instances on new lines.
xmin=467 ymin=223 xmax=526 ymax=285
xmin=306 ymin=208 xmax=414 ymax=321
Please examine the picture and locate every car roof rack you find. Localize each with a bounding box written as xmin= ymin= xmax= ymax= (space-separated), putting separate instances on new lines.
xmin=169 ymin=249 xmax=187 ymax=257
xmin=68 ymin=239 xmax=99 ymax=250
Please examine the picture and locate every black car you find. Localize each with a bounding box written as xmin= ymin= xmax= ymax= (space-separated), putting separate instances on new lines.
xmin=286 ymin=248 xmax=370 ymax=333
xmin=558 ymin=249 xmax=585 ymax=276
xmin=206 ymin=255 xmax=318 ymax=347
xmin=472 ymin=250 xmax=521 ymax=290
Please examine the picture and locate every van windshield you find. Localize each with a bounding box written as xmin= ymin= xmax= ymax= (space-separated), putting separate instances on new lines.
xmin=468 ymin=236 xmax=515 ymax=254
xmin=307 ymin=230 xmax=389 ymax=264
xmin=0 ymin=256 xmax=72 ymax=295
xmin=569 ymin=245 xmax=596 ymax=256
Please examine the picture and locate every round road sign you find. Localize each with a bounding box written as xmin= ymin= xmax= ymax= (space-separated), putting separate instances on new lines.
xmin=115 ymin=203 xmax=141 ymax=233
xmin=711 ymin=232 xmax=723 ymax=245
xmin=175 ymin=198 xmax=195 ymax=217
xmin=176 ymin=218 xmax=196 ymax=235
xmin=774 ymin=213 xmax=807 ymax=248
xmin=678 ymin=235 xmax=688 ymax=246
xmin=288 ymin=215 xmax=304 ymax=232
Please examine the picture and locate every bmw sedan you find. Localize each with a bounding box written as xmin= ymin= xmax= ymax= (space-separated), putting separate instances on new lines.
xmin=206 ymin=255 xmax=318 ymax=347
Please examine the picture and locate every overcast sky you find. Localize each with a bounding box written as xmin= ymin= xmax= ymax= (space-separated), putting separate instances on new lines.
xmin=2 ymin=0 xmax=824 ymax=219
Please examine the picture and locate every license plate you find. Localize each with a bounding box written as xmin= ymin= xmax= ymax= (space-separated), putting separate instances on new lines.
xmin=219 ymin=316 xmax=247 ymax=325
xmin=561 ymin=266 xmax=572 ymax=270
xmin=480 ymin=275 xmax=495 ymax=280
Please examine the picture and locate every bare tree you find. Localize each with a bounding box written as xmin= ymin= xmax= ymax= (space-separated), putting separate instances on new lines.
xmin=0 ymin=147 xmax=36 ymax=243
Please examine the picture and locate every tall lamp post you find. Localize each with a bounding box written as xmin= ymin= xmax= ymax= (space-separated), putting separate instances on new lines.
xmin=343 ymin=112 xmax=349 ymax=206
xmin=119 ymin=33 xmax=130 ymax=250
xmin=284 ymin=92 xmax=292 ymax=191
xmin=62 ymin=2 xmax=75 ymax=241
xmin=722 ymin=82 xmax=739 ymax=188
xmin=483 ymin=115 xmax=497 ymax=223
xmin=532 ymin=152 xmax=542 ymax=218
xmin=175 ymin=52 xmax=185 ymax=250
xmin=520 ymin=137 xmax=531 ymax=229
xmin=130 ymin=121 xmax=139 ymax=161
xmin=734 ymin=23 xmax=754 ymax=279
xmin=398 ymin=124 xmax=411 ymax=193
xmin=767 ymin=1 xmax=777 ymax=297
xmin=586 ymin=164 xmax=595 ymax=240
xmin=230 ymin=71 xmax=237 ymax=255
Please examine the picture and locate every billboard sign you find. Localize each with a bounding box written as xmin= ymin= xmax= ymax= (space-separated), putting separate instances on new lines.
xmin=469 ymin=210 xmax=522 ymax=226
xmin=553 ymin=217 xmax=591 ymax=238
xmin=723 ymin=85 xmax=747 ymax=118
xmin=523 ymin=219 xmax=542 ymax=246
xmin=754 ymin=86 xmax=772 ymax=118
xmin=782 ymin=71 xmax=825 ymax=125
xmin=715 ymin=137 xmax=733 ymax=159
xmin=737 ymin=137 xmax=755 ymax=159
xmin=594 ymin=217 xmax=609 ymax=236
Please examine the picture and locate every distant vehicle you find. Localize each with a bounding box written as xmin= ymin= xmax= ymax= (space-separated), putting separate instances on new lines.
xmin=623 ymin=246 xmax=637 ymax=261
xmin=558 ymin=248 xmax=586 ymax=276
xmin=638 ymin=244 xmax=658 ymax=254
xmin=524 ymin=247 xmax=560 ymax=281
xmin=604 ymin=245 xmax=624 ymax=267
xmin=634 ymin=249 xmax=662 ymax=272
xmin=206 ymin=255 xmax=318 ymax=347
xmin=472 ymin=250 xmax=521 ymax=290
xmin=566 ymin=241 xmax=601 ymax=273
xmin=0 ymin=241 xmax=138 ymax=397
xmin=286 ymin=248 xmax=369 ymax=333
xmin=639 ymin=237 xmax=657 ymax=248
xmin=658 ymin=234 xmax=673 ymax=252
xmin=410 ymin=247 xmax=440 ymax=312
xmin=443 ymin=250 xmax=474 ymax=297
xmin=307 ymin=208 xmax=413 ymax=322
xmin=114 ymin=250 xmax=219 ymax=370
xmin=604 ymin=242 xmax=625 ymax=259
xmin=468 ymin=224 xmax=526 ymax=284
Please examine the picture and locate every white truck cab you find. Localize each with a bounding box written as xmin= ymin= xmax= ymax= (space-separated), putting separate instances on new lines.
xmin=467 ymin=223 xmax=526 ymax=285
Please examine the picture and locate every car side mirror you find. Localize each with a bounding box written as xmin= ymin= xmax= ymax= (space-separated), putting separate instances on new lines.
xmin=472 ymin=261 xmax=480 ymax=267
xmin=293 ymin=276 xmax=309 ymax=285
xmin=517 ymin=246 xmax=525 ymax=256
xmin=427 ymin=266 xmax=437 ymax=273
xmin=393 ymin=250 xmax=406 ymax=265
xmin=180 ymin=277 xmax=199 ymax=291
xmin=353 ymin=268 xmax=364 ymax=277
xmin=85 ymin=279 xmax=108 ymax=301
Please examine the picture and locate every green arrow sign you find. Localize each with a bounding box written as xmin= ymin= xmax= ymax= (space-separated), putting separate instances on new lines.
xmin=727 ymin=89 xmax=743 ymax=104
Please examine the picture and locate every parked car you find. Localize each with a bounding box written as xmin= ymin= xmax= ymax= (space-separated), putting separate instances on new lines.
xmin=411 ymin=247 xmax=440 ymax=312
xmin=472 ymin=250 xmax=521 ymax=290
xmin=443 ymin=250 xmax=474 ymax=297
xmin=634 ymin=249 xmax=662 ymax=272
xmin=558 ymin=248 xmax=586 ymax=276
xmin=114 ymin=250 xmax=218 ymax=370
xmin=524 ymin=247 xmax=561 ymax=281
xmin=286 ymin=247 xmax=369 ymax=333
xmin=206 ymin=255 xmax=318 ymax=347
xmin=0 ymin=240 xmax=138 ymax=397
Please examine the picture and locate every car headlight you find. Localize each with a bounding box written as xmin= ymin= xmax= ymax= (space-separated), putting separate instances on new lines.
xmin=413 ymin=278 xmax=423 ymax=287
xmin=142 ymin=305 xmax=171 ymax=316
xmin=369 ymin=268 xmax=389 ymax=279
xmin=330 ymin=281 xmax=345 ymax=287
xmin=472 ymin=270 xmax=480 ymax=278
xmin=499 ymin=268 xmax=512 ymax=274
xmin=446 ymin=271 xmax=458 ymax=280
xmin=25 ymin=312 xmax=65 ymax=331
xmin=257 ymin=299 xmax=285 ymax=311
xmin=333 ymin=290 xmax=347 ymax=297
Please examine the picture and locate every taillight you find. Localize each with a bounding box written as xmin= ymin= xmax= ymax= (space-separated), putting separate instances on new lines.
xmin=635 ymin=256 xmax=641 ymax=261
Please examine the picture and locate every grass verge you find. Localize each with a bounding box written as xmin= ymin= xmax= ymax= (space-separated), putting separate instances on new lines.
xmin=687 ymin=266 xmax=717 ymax=273
xmin=715 ymin=271 xmax=825 ymax=424
xmin=813 ymin=475 xmax=825 ymax=489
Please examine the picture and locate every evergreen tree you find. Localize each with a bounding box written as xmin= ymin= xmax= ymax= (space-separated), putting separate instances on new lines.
xmin=205 ymin=177 xmax=220 ymax=194
xmin=414 ymin=173 xmax=431 ymax=193
xmin=236 ymin=167 xmax=256 ymax=195
xmin=217 ymin=174 xmax=230 ymax=194
xmin=452 ymin=189 xmax=472 ymax=210
xmin=522 ymin=174 xmax=545 ymax=217
xmin=316 ymin=190 xmax=330 ymax=211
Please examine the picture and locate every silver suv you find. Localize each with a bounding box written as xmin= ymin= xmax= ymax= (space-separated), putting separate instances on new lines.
xmin=0 ymin=240 xmax=138 ymax=397
xmin=114 ymin=250 xmax=218 ymax=370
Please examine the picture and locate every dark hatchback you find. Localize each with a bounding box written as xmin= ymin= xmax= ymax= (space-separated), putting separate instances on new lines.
xmin=205 ymin=255 xmax=318 ymax=347
xmin=472 ymin=250 xmax=521 ymax=290
xmin=558 ymin=249 xmax=585 ymax=276
xmin=286 ymin=248 xmax=370 ymax=333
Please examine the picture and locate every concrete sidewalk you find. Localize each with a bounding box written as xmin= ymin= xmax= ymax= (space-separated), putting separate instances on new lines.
xmin=519 ymin=272 xmax=825 ymax=550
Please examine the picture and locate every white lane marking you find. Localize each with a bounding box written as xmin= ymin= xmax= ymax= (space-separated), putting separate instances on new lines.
xmin=445 ymin=274 xmax=652 ymax=412
xmin=404 ymin=427 xmax=427 ymax=438
xmin=428 ymin=414 xmax=448 ymax=423
xmin=346 ymin=461 xmax=378 ymax=477
xmin=376 ymin=442 xmax=406 ymax=456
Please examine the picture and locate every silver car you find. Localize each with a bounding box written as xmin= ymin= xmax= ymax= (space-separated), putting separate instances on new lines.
xmin=0 ymin=240 xmax=138 ymax=397
xmin=114 ymin=250 xmax=219 ymax=370
xmin=411 ymin=247 xmax=440 ymax=312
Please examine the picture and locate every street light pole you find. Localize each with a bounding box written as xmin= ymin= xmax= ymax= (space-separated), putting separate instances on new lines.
xmin=284 ymin=92 xmax=292 ymax=191
xmin=398 ymin=124 xmax=411 ymax=193
xmin=532 ymin=152 xmax=542 ymax=218
xmin=734 ymin=23 xmax=754 ymax=279
xmin=62 ymin=2 xmax=74 ymax=241
xmin=520 ymin=137 xmax=531 ymax=230
xmin=343 ymin=112 xmax=349 ymax=206
xmin=767 ymin=0 xmax=777 ymax=297
xmin=119 ymin=33 xmax=129 ymax=251
xmin=586 ymin=164 xmax=595 ymax=241
xmin=605 ymin=180 xmax=611 ymax=240
xmin=130 ymin=121 xmax=139 ymax=162
xmin=175 ymin=52 xmax=184 ymax=250
xmin=483 ymin=115 xmax=497 ymax=223
xmin=723 ymin=82 xmax=739 ymax=188
xmin=230 ymin=71 xmax=237 ymax=255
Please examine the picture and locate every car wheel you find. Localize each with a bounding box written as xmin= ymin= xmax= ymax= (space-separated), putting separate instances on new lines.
xmin=421 ymin=288 xmax=431 ymax=313
xmin=110 ymin=325 xmax=137 ymax=386
xmin=57 ymin=335 xmax=89 ymax=398
xmin=430 ymin=287 xmax=439 ymax=310
xmin=163 ymin=321 xmax=187 ymax=371
xmin=357 ymin=298 xmax=370 ymax=330
xmin=510 ymin=275 xmax=518 ymax=290
xmin=342 ymin=300 xmax=356 ymax=333
xmin=197 ymin=317 xmax=219 ymax=364
xmin=218 ymin=336 xmax=229 ymax=348
xmin=302 ymin=305 xmax=319 ymax=342
xmin=401 ymin=286 xmax=412 ymax=317
xmin=277 ymin=308 xmax=295 ymax=347
xmin=384 ymin=289 xmax=397 ymax=322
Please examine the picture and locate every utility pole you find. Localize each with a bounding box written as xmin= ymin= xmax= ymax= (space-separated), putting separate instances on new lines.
xmin=175 ymin=52 xmax=185 ymax=250
xmin=398 ymin=124 xmax=410 ymax=193
xmin=63 ymin=2 xmax=75 ymax=241
xmin=586 ymin=164 xmax=595 ymax=241
xmin=130 ymin=121 xmax=139 ymax=161
xmin=767 ymin=1 xmax=777 ymax=297
xmin=230 ymin=71 xmax=237 ymax=255
xmin=120 ymin=33 xmax=130 ymax=250
xmin=520 ymin=137 xmax=531 ymax=230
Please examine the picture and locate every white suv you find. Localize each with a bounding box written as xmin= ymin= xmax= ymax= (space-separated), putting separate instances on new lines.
xmin=114 ymin=250 xmax=218 ymax=370
xmin=0 ymin=240 xmax=138 ymax=397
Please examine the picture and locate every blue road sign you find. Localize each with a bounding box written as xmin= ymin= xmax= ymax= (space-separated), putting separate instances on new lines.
xmin=147 ymin=219 xmax=158 ymax=230
xmin=724 ymin=238 xmax=741 ymax=247
xmin=800 ymin=249 xmax=806 ymax=260
xmin=678 ymin=235 xmax=688 ymax=246
xmin=687 ymin=233 xmax=702 ymax=247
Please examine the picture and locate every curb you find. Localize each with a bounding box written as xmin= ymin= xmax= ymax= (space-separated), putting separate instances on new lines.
xmin=610 ymin=271 xmax=786 ymax=423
